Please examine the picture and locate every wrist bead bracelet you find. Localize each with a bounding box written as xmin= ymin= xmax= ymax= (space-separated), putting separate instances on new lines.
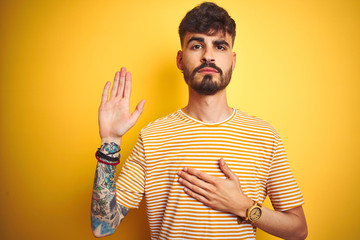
xmin=95 ymin=152 xmax=120 ymax=165
xmin=96 ymin=149 xmax=120 ymax=162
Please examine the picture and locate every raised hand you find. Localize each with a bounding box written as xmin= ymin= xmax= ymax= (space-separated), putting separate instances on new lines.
xmin=98 ymin=67 xmax=145 ymax=141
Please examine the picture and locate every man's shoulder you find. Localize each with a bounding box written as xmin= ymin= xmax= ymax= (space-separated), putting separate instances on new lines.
xmin=234 ymin=109 xmax=280 ymax=137
xmin=140 ymin=110 xmax=183 ymax=135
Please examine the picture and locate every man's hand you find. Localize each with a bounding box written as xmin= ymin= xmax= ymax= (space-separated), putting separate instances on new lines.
xmin=178 ymin=159 xmax=308 ymax=239
xmin=98 ymin=67 xmax=145 ymax=141
xmin=177 ymin=158 xmax=252 ymax=217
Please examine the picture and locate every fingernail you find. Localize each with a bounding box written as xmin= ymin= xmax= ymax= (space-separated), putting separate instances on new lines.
xmin=221 ymin=158 xmax=225 ymax=166
xmin=184 ymin=167 xmax=188 ymax=172
xmin=178 ymin=177 xmax=182 ymax=182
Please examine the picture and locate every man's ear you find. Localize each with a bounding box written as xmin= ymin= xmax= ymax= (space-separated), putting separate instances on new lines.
xmin=176 ymin=50 xmax=183 ymax=71
xmin=232 ymin=52 xmax=236 ymax=71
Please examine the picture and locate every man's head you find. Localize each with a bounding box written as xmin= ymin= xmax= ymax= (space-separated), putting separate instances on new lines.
xmin=179 ymin=2 xmax=236 ymax=48
xmin=177 ymin=2 xmax=236 ymax=95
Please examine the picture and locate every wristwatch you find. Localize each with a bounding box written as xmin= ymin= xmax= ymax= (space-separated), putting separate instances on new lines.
xmin=237 ymin=201 xmax=262 ymax=224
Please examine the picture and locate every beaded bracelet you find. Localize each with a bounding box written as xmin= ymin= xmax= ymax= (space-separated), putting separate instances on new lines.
xmin=96 ymin=149 xmax=120 ymax=162
xmin=95 ymin=152 xmax=120 ymax=165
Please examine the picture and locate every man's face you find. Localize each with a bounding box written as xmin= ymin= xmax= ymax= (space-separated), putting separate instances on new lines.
xmin=177 ymin=31 xmax=236 ymax=95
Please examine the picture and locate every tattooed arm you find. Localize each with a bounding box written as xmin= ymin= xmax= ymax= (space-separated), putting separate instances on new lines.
xmin=92 ymin=68 xmax=145 ymax=237
xmin=91 ymin=142 xmax=129 ymax=237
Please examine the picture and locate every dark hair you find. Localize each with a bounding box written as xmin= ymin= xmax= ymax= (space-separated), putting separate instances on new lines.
xmin=178 ymin=2 xmax=236 ymax=46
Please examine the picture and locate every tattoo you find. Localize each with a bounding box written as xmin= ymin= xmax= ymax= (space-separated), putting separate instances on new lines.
xmin=91 ymin=142 xmax=129 ymax=236
xmin=100 ymin=142 xmax=120 ymax=155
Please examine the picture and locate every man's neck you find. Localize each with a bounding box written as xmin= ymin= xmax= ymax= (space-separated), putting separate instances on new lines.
xmin=183 ymin=87 xmax=233 ymax=123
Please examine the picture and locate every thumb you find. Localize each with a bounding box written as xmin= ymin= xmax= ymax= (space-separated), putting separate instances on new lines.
xmin=219 ymin=158 xmax=236 ymax=180
xmin=130 ymin=99 xmax=145 ymax=124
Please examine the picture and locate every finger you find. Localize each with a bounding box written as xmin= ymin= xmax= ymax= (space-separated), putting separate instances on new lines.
xmin=178 ymin=176 xmax=212 ymax=198
xmin=183 ymin=187 xmax=210 ymax=206
xmin=183 ymin=167 xmax=216 ymax=184
xmin=219 ymin=158 xmax=237 ymax=180
xmin=101 ymin=81 xmax=111 ymax=105
xmin=117 ymin=67 xmax=126 ymax=98
xmin=129 ymin=99 xmax=145 ymax=124
xmin=110 ymin=71 xmax=120 ymax=98
xmin=178 ymin=170 xmax=214 ymax=191
xmin=123 ymin=71 xmax=132 ymax=99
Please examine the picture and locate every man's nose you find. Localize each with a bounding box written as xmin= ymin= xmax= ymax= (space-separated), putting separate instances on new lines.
xmin=201 ymin=47 xmax=215 ymax=64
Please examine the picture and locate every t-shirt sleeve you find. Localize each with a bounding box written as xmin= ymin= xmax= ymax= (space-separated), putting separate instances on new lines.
xmin=115 ymin=134 xmax=146 ymax=209
xmin=267 ymin=135 xmax=304 ymax=211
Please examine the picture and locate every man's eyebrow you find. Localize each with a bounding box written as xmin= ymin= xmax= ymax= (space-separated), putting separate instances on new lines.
xmin=213 ymin=40 xmax=230 ymax=47
xmin=187 ymin=37 xmax=204 ymax=45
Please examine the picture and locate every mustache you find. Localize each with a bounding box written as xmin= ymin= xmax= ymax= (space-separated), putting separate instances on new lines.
xmin=191 ymin=62 xmax=223 ymax=77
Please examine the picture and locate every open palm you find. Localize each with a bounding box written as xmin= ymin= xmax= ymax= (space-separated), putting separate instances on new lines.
xmin=98 ymin=67 xmax=145 ymax=140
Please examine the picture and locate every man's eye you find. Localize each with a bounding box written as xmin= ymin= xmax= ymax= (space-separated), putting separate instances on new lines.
xmin=216 ymin=45 xmax=226 ymax=51
xmin=191 ymin=44 xmax=202 ymax=49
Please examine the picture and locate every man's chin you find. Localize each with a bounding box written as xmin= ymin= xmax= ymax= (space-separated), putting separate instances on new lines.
xmin=190 ymin=83 xmax=221 ymax=95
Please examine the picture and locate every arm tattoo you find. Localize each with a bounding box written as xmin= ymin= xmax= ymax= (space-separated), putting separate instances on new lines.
xmin=100 ymin=142 xmax=120 ymax=155
xmin=91 ymin=142 xmax=129 ymax=236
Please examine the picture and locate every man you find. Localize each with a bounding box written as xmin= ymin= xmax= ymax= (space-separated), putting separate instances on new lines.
xmin=91 ymin=2 xmax=308 ymax=239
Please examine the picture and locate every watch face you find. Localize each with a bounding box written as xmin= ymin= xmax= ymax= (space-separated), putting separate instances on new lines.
xmin=249 ymin=207 xmax=262 ymax=222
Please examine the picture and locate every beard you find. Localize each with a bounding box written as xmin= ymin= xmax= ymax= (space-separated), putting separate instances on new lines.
xmin=183 ymin=62 xmax=233 ymax=95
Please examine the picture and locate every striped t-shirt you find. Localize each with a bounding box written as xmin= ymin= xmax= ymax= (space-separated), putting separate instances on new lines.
xmin=116 ymin=109 xmax=304 ymax=240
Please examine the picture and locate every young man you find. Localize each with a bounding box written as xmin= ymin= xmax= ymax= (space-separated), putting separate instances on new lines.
xmin=91 ymin=2 xmax=308 ymax=239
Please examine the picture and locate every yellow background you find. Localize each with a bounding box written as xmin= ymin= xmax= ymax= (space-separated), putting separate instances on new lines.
xmin=1 ymin=0 xmax=359 ymax=239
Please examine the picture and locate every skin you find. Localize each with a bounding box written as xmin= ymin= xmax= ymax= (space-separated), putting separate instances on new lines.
xmin=176 ymin=31 xmax=308 ymax=239
xmin=177 ymin=32 xmax=236 ymax=123
xmin=91 ymin=68 xmax=145 ymax=237
xmin=91 ymin=161 xmax=127 ymax=237
xmin=179 ymin=33 xmax=235 ymax=96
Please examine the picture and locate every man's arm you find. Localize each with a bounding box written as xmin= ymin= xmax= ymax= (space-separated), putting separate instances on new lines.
xmin=91 ymin=67 xmax=145 ymax=237
xmin=253 ymin=205 xmax=307 ymax=240
xmin=91 ymin=159 xmax=129 ymax=236
xmin=178 ymin=158 xmax=308 ymax=240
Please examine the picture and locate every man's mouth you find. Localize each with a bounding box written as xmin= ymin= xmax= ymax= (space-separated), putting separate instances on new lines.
xmin=191 ymin=62 xmax=223 ymax=78
xmin=198 ymin=67 xmax=219 ymax=74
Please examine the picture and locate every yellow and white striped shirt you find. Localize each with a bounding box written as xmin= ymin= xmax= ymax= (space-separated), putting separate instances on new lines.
xmin=116 ymin=109 xmax=304 ymax=240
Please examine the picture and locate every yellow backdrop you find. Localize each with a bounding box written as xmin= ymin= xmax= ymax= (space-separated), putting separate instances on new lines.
xmin=1 ymin=0 xmax=359 ymax=239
